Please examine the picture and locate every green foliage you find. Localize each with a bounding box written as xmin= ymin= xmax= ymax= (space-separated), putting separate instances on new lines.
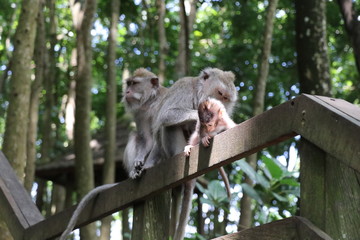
xmin=197 ymin=180 xmax=229 ymax=209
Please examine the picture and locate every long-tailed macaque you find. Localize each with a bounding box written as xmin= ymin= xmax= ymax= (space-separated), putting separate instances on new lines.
xmin=144 ymin=68 xmax=238 ymax=169
xmin=184 ymin=98 xmax=237 ymax=199
xmin=59 ymin=68 xmax=166 ymax=240
xmin=143 ymin=68 xmax=238 ymax=240
xmin=123 ymin=68 xmax=167 ymax=178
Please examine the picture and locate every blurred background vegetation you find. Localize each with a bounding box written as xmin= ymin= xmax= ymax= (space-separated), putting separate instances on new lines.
xmin=0 ymin=0 xmax=359 ymax=239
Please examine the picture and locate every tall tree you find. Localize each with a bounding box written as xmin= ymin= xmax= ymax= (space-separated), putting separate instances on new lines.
xmin=25 ymin=0 xmax=47 ymax=193
xmin=36 ymin=0 xmax=57 ymax=216
xmin=0 ymin=0 xmax=40 ymax=239
xmin=176 ymin=0 xmax=190 ymax=78
xmin=296 ymin=0 xmax=332 ymax=96
xmin=70 ymin=0 xmax=97 ymax=238
xmin=337 ymin=0 xmax=360 ymax=75
xmin=100 ymin=0 xmax=120 ymax=239
xmin=238 ymin=0 xmax=279 ymax=231
xmin=156 ymin=0 xmax=168 ymax=84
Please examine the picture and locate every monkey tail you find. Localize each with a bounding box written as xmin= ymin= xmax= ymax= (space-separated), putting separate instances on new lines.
xmin=59 ymin=183 xmax=118 ymax=240
xmin=219 ymin=167 xmax=231 ymax=199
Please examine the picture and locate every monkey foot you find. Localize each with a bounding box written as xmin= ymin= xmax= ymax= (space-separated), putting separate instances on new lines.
xmin=129 ymin=161 xmax=145 ymax=179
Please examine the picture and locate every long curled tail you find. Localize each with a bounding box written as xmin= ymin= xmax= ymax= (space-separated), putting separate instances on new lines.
xmin=59 ymin=183 xmax=118 ymax=240
xmin=219 ymin=167 xmax=231 ymax=198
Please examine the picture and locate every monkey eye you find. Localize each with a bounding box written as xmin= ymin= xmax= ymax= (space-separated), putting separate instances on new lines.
xmin=218 ymin=90 xmax=223 ymax=96
xmin=223 ymin=96 xmax=228 ymax=101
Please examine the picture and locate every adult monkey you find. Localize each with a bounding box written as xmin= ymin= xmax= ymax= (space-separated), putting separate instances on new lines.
xmin=59 ymin=68 xmax=166 ymax=240
xmin=122 ymin=68 xmax=167 ymax=178
xmin=144 ymin=68 xmax=238 ymax=240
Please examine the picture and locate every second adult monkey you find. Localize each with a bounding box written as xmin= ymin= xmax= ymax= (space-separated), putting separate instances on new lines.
xmin=122 ymin=68 xmax=167 ymax=178
xmin=59 ymin=68 xmax=166 ymax=240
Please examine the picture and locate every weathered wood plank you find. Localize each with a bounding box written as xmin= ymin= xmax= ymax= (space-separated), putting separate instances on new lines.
xmin=325 ymin=154 xmax=360 ymax=240
xmin=294 ymin=94 xmax=360 ymax=172
xmin=24 ymin=96 xmax=297 ymax=240
xmin=299 ymin=140 xmax=326 ymax=230
xmin=211 ymin=216 xmax=332 ymax=240
xmin=0 ymin=151 xmax=44 ymax=240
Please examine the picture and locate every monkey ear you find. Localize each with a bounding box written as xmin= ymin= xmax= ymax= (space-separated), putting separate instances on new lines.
xmin=201 ymin=70 xmax=210 ymax=80
xmin=150 ymin=77 xmax=159 ymax=88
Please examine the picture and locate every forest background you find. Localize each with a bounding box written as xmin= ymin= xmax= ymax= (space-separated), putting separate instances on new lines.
xmin=0 ymin=0 xmax=359 ymax=239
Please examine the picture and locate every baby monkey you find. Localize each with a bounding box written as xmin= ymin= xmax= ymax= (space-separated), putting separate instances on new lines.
xmin=184 ymin=98 xmax=237 ymax=198
xmin=184 ymin=98 xmax=237 ymax=156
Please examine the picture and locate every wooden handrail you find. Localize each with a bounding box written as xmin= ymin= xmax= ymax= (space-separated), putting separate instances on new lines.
xmin=1 ymin=94 xmax=359 ymax=239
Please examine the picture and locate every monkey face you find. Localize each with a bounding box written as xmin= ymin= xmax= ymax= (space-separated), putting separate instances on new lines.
xmin=199 ymin=69 xmax=237 ymax=113
xmin=124 ymin=77 xmax=143 ymax=103
xmin=203 ymin=122 xmax=217 ymax=133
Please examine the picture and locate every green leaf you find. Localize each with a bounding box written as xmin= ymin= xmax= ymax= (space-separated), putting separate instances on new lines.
xmin=208 ymin=180 xmax=227 ymax=200
xmin=241 ymin=183 xmax=263 ymax=205
xmin=271 ymin=192 xmax=288 ymax=202
xmin=262 ymin=156 xmax=284 ymax=180
xmin=238 ymin=160 xmax=270 ymax=189
xmin=279 ymin=178 xmax=300 ymax=187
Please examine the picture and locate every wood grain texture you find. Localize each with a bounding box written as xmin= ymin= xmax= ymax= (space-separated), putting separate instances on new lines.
xmin=0 ymin=152 xmax=44 ymax=240
xmin=211 ymin=216 xmax=332 ymax=240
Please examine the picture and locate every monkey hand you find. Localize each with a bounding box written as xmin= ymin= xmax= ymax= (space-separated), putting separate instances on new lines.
xmin=201 ymin=136 xmax=212 ymax=147
xmin=129 ymin=160 xmax=145 ymax=179
xmin=184 ymin=145 xmax=193 ymax=156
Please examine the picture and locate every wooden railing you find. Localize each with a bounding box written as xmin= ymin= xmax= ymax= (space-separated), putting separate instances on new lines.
xmin=0 ymin=94 xmax=359 ymax=240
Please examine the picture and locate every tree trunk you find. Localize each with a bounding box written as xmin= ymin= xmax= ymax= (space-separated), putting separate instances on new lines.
xmin=295 ymin=0 xmax=332 ymax=96
xmin=100 ymin=0 xmax=120 ymax=239
xmin=337 ymin=0 xmax=360 ymax=75
xmin=238 ymin=0 xmax=279 ymax=231
xmin=1 ymin=0 xmax=40 ymax=238
xmin=25 ymin=2 xmax=46 ymax=192
xmin=156 ymin=0 xmax=168 ymax=84
xmin=176 ymin=0 xmax=190 ymax=78
xmin=71 ymin=0 xmax=97 ymax=238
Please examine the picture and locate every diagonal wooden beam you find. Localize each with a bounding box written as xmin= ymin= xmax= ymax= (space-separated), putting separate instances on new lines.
xmin=0 ymin=151 xmax=44 ymax=240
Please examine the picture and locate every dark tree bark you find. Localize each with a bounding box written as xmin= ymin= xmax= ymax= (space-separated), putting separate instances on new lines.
xmin=238 ymin=0 xmax=279 ymax=231
xmin=337 ymin=0 xmax=360 ymax=75
xmin=176 ymin=0 xmax=190 ymax=78
xmin=295 ymin=0 xmax=332 ymax=96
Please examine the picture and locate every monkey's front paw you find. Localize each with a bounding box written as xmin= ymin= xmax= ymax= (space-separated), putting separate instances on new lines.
xmin=129 ymin=161 xmax=145 ymax=179
xmin=184 ymin=145 xmax=193 ymax=156
xmin=201 ymin=136 xmax=212 ymax=147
